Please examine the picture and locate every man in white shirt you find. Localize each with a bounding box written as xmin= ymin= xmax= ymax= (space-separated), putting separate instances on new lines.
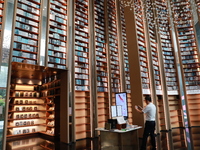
xmin=135 ymin=95 xmax=156 ymax=150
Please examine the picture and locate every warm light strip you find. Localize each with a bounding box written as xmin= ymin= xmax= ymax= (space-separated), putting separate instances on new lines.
xmin=15 ymin=85 xmax=34 ymax=91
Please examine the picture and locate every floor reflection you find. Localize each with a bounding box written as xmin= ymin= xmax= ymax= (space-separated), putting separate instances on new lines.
xmin=6 ymin=127 xmax=200 ymax=150
xmin=7 ymin=137 xmax=54 ymax=150
xmin=6 ymin=136 xmax=100 ymax=150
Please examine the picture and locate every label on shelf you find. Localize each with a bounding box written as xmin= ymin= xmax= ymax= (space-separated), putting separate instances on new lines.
xmin=186 ymin=90 xmax=200 ymax=94
xmin=156 ymin=90 xmax=162 ymax=95
xmin=167 ymin=90 xmax=179 ymax=95
xmin=142 ymin=89 xmax=150 ymax=94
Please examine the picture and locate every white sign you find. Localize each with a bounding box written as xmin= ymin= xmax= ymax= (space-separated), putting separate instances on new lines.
xmin=142 ymin=89 xmax=150 ymax=94
xmin=167 ymin=90 xmax=179 ymax=95
xmin=186 ymin=90 xmax=200 ymax=94
xmin=156 ymin=90 xmax=162 ymax=95
xmin=116 ymin=116 xmax=126 ymax=125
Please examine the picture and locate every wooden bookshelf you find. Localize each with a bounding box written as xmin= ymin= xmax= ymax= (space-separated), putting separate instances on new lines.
xmin=160 ymin=131 xmax=169 ymax=150
xmin=74 ymin=0 xmax=91 ymax=140
xmin=157 ymin=96 xmax=166 ymax=131
xmin=47 ymin=0 xmax=67 ymax=69
xmin=3 ymin=1 xmax=200 ymax=149
xmin=155 ymin=0 xmax=179 ymax=95
xmin=171 ymin=0 xmax=200 ymax=94
xmin=127 ymin=93 xmax=133 ymax=124
xmin=94 ymin=0 xmax=109 ymax=128
xmin=187 ymin=94 xmax=200 ymax=126
xmin=171 ymin=128 xmax=187 ymax=150
xmin=97 ymin=93 xmax=109 ymax=128
xmin=107 ymin=0 xmax=121 ymax=94
xmin=7 ymin=63 xmax=62 ymax=138
xmin=12 ymin=0 xmax=41 ymax=64
xmin=133 ymin=0 xmax=151 ymax=95
xmin=168 ymin=95 xmax=184 ymax=128
xmin=145 ymin=0 xmax=163 ymax=95
xmin=191 ymin=127 xmax=200 ymax=149
xmin=171 ymin=0 xmax=200 ymax=129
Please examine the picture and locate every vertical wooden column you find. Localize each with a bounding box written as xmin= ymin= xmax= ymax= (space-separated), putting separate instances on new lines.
xmin=123 ymin=6 xmax=144 ymax=137
xmin=104 ymin=0 xmax=112 ymax=115
xmin=60 ymin=71 xmax=69 ymax=143
xmin=88 ymin=0 xmax=98 ymax=138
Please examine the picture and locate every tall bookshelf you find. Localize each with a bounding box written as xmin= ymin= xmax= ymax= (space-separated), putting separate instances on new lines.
xmin=133 ymin=0 xmax=151 ymax=95
xmin=74 ymin=0 xmax=91 ymax=140
xmin=171 ymin=0 xmax=200 ymax=127
xmin=3 ymin=1 xmax=200 ymax=149
xmin=155 ymin=0 xmax=184 ymax=130
xmin=171 ymin=128 xmax=187 ymax=149
xmin=47 ymin=0 xmax=67 ymax=69
xmin=107 ymin=0 xmax=121 ymax=97
xmin=12 ymin=0 xmax=41 ymax=64
xmin=94 ymin=0 xmax=109 ymax=128
xmin=143 ymin=0 xmax=169 ymax=132
xmin=144 ymin=0 xmax=162 ymax=95
xmin=191 ymin=127 xmax=200 ymax=149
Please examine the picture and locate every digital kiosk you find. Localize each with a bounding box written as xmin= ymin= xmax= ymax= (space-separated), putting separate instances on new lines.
xmin=96 ymin=92 xmax=142 ymax=150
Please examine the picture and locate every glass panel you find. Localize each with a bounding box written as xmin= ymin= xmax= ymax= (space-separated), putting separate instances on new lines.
xmin=0 ymin=0 xmax=15 ymax=149
xmin=39 ymin=0 xmax=48 ymax=66
xmin=0 ymin=66 xmax=7 ymax=148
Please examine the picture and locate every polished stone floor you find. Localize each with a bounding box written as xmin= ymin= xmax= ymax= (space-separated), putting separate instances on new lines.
xmin=5 ymin=127 xmax=200 ymax=150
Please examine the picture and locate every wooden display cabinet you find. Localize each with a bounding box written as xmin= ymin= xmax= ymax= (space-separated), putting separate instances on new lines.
xmin=7 ymin=83 xmax=46 ymax=137
xmin=7 ymin=62 xmax=65 ymax=140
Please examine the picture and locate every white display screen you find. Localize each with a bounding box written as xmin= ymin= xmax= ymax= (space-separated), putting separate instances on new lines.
xmin=115 ymin=92 xmax=128 ymax=119
xmin=111 ymin=106 xmax=117 ymax=118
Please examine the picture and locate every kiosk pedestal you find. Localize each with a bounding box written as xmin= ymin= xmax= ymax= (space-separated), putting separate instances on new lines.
xmin=96 ymin=126 xmax=142 ymax=150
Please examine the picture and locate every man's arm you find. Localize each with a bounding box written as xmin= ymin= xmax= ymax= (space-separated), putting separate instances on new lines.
xmin=135 ymin=105 xmax=143 ymax=114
